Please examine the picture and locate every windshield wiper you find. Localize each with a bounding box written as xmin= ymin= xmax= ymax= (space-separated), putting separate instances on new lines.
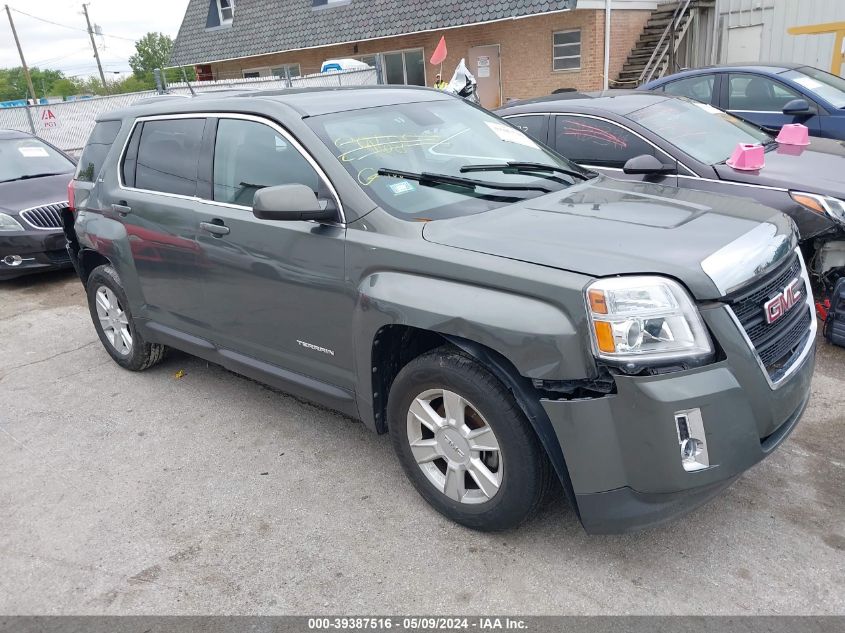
xmin=460 ymin=161 xmax=591 ymax=181
xmin=0 ymin=172 xmax=69 ymax=184
xmin=376 ymin=168 xmax=553 ymax=193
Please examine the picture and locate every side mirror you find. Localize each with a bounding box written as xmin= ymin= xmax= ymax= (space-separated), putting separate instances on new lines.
xmin=252 ymin=184 xmax=337 ymax=222
xmin=623 ymin=154 xmax=676 ymax=175
xmin=782 ymin=98 xmax=812 ymax=116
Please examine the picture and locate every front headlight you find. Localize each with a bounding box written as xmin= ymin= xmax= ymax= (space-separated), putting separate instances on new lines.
xmin=790 ymin=191 xmax=845 ymax=224
xmin=586 ymin=276 xmax=713 ymax=365
xmin=0 ymin=213 xmax=24 ymax=232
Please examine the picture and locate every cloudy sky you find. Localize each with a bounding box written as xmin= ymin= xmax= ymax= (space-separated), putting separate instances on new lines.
xmin=1 ymin=0 xmax=190 ymax=78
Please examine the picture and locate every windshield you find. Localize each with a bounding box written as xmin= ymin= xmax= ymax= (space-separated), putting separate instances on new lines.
xmin=781 ymin=66 xmax=845 ymax=109
xmin=0 ymin=137 xmax=74 ymax=183
xmin=307 ymin=99 xmax=591 ymax=220
xmin=628 ymin=98 xmax=771 ymax=165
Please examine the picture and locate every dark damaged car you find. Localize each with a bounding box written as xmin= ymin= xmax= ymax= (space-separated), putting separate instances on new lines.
xmin=0 ymin=129 xmax=76 ymax=280
xmin=64 ymin=87 xmax=815 ymax=533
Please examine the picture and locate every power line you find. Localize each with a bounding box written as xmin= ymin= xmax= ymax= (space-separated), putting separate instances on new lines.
xmin=9 ymin=6 xmax=137 ymax=41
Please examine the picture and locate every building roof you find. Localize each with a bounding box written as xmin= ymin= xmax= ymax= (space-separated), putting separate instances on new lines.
xmin=171 ymin=0 xmax=577 ymax=67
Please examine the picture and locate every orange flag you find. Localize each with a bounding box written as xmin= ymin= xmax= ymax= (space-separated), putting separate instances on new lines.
xmin=430 ymin=36 xmax=448 ymax=65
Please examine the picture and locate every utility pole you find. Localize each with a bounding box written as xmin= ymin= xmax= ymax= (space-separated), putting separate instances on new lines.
xmin=5 ymin=5 xmax=37 ymax=103
xmin=82 ymin=3 xmax=107 ymax=93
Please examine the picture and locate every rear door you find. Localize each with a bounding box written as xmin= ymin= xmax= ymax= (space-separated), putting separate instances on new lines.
xmin=550 ymin=113 xmax=678 ymax=185
xmin=721 ymin=72 xmax=823 ymax=136
xmin=195 ymin=115 xmax=352 ymax=392
xmin=115 ymin=116 xmax=211 ymax=335
xmin=658 ymin=73 xmax=719 ymax=105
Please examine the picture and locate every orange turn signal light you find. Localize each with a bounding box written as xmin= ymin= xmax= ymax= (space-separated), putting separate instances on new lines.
xmin=588 ymin=289 xmax=608 ymax=314
xmin=792 ymin=193 xmax=825 ymax=215
xmin=593 ymin=321 xmax=615 ymax=353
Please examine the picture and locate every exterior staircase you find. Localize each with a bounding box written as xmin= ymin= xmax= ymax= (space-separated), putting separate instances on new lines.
xmin=614 ymin=0 xmax=716 ymax=87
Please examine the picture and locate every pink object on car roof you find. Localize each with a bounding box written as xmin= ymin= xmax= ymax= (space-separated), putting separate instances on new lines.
xmin=726 ymin=143 xmax=765 ymax=171
xmin=776 ymin=123 xmax=810 ymax=146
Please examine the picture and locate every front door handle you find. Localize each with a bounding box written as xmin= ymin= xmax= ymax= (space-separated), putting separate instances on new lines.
xmin=199 ymin=221 xmax=230 ymax=236
xmin=112 ymin=203 xmax=132 ymax=216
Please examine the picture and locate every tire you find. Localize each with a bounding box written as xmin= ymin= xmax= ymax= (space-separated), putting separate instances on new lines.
xmin=387 ymin=346 xmax=552 ymax=531
xmin=86 ymin=264 xmax=167 ymax=371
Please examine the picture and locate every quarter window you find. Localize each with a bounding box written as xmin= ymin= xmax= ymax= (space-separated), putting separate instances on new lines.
xmin=133 ymin=118 xmax=206 ymax=196
xmin=727 ymin=74 xmax=801 ymax=112
xmin=212 ymin=118 xmax=320 ymax=206
xmin=553 ymin=115 xmax=662 ymax=168
xmin=553 ymin=30 xmax=581 ymax=71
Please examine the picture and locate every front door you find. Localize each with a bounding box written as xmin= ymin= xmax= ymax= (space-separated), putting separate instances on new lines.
xmin=469 ymin=45 xmax=502 ymax=109
xmin=196 ymin=116 xmax=353 ymax=392
xmin=722 ymin=73 xmax=823 ymax=136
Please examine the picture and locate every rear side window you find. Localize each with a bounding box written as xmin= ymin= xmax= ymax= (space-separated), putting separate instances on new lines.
xmin=506 ymin=115 xmax=547 ymax=145
xmin=75 ymin=120 xmax=121 ymax=182
xmin=662 ymin=74 xmax=716 ymax=104
xmin=134 ymin=118 xmax=206 ymax=196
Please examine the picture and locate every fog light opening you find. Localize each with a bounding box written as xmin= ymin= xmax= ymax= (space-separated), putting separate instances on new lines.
xmin=675 ymin=409 xmax=710 ymax=472
xmin=2 ymin=255 xmax=23 ymax=267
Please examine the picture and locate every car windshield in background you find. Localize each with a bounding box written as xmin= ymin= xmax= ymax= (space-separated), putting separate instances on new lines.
xmin=307 ymin=100 xmax=591 ymax=220
xmin=629 ymin=98 xmax=771 ymax=165
xmin=781 ymin=66 xmax=845 ymax=109
xmin=0 ymin=137 xmax=74 ymax=184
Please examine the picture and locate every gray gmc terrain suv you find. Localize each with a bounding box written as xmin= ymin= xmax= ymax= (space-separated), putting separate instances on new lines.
xmin=65 ymin=87 xmax=816 ymax=533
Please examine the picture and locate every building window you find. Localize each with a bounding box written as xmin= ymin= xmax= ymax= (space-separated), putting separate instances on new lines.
xmin=313 ymin=0 xmax=351 ymax=8
xmin=272 ymin=64 xmax=301 ymax=79
xmin=381 ymin=49 xmax=425 ymax=86
xmin=553 ymin=29 xmax=581 ymax=71
xmin=217 ymin=0 xmax=234 ymax=25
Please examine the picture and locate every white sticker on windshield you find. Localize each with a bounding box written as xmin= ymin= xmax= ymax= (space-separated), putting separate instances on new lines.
xmin=485 ymin=121 xmax=538 ymax=148
xmin=19 ymin=146 xmax=49 ymax=158
xmin=792 ymin=76 xmax=823 ymax=90
xmin=388 ymin=181 xmax=415 ymax=196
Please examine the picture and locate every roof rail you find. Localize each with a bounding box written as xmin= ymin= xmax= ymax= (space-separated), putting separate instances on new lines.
xmin=133 ymin=94 xmax=192 ymax=105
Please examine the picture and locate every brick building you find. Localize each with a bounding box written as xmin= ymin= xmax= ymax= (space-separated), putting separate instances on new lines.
xmin=170 ymin=0 xmax=659 ymax=108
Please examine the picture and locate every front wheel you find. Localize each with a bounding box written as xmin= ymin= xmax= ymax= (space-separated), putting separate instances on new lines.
xmin=387 ymin=347 xmax=552 ymax=531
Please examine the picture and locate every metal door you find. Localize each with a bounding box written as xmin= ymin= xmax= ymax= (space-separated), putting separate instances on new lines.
xmin=469 ymin=45 xmax=502 ymax=109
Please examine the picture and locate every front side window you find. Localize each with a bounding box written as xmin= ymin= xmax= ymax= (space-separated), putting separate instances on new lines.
xmin=307 ymin=99 xmax=591 ymax=220
xmin=629 ymin=98 xmax=770 ymax=165
xmin=212 ymin=118 xmax=319 ymax=206
xmin=133 ymin=118 xmax=206 ymax=196
xmin=0 ymin=136 xmax=75 ymax=184
xmin=553 ymin=115 xmax=663 ymax=168
xmin=781 ymin=66 xmax=845 ymax=109
xmin=553 ymin=30 xmax=581 ymax=71
xmin=662 ymin=74 xmax=716 ymax=104
xmin=727 ymin=74 xmax=800 ymax=112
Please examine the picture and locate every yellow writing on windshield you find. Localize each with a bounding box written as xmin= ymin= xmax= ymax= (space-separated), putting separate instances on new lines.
xmin=334 ymin=134 xmax=444 ymax=162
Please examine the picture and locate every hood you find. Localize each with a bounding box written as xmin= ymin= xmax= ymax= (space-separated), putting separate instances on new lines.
xmin=422 ymin=176 xmax=796 ymax=300
xmin=0 ymin=172 xmax=74 ymax=214
xmin=714 ymin=138 xmax=845 ymax=199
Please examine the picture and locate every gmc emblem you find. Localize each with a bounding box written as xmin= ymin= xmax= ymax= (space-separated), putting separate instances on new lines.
xmin=764 ymin=278 xmax=803 ymax=324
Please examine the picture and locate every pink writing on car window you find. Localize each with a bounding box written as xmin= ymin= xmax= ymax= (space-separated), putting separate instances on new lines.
xmin=560 ymin=121 xmax=628 ymax=148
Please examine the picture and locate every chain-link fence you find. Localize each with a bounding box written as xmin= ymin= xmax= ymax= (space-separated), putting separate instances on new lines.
xmin=0 ymin=67 xmax=378 ymax=156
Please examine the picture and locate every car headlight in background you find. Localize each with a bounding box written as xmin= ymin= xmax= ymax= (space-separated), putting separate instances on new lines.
xmin=0 ymin=213 xmax=24 ymax=232
xmin=790 ymin=191 xmax=845 ymax=224
xmin=586 ymin=276 xmax=713 ymax=366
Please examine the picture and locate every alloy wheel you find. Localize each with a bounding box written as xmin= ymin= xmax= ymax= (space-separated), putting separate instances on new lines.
xmin=95 ymin=286 xmax=132 ymax=356
xmin=406 ymin=388 xmax=503 ymax=504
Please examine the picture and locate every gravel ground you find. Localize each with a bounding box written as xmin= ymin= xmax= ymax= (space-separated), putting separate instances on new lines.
xmin=1 ymin=270 xmax=843 ymax=615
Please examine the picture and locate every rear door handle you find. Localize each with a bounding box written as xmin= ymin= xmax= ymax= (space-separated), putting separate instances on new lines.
xmin=112 ymin=203 xmax=132 ymax=215
xmin=199 ymin=221 xmax=230 ymax=236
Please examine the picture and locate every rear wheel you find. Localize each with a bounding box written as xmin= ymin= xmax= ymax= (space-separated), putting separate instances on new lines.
xmin=86 ymin=264 xmax=166 ymax=371
xmin=387 ymin=347 xmax=551 ymax=531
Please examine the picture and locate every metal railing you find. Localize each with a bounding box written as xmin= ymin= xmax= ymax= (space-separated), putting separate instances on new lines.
xmin=639 ymin=0 xmax=694 ymax=85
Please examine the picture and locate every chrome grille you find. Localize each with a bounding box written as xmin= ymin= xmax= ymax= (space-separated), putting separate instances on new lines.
xmin=19 ymin=202 xmax=68 ymax=230
xmin=727 ymin=251 xmax=814 ymax=384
